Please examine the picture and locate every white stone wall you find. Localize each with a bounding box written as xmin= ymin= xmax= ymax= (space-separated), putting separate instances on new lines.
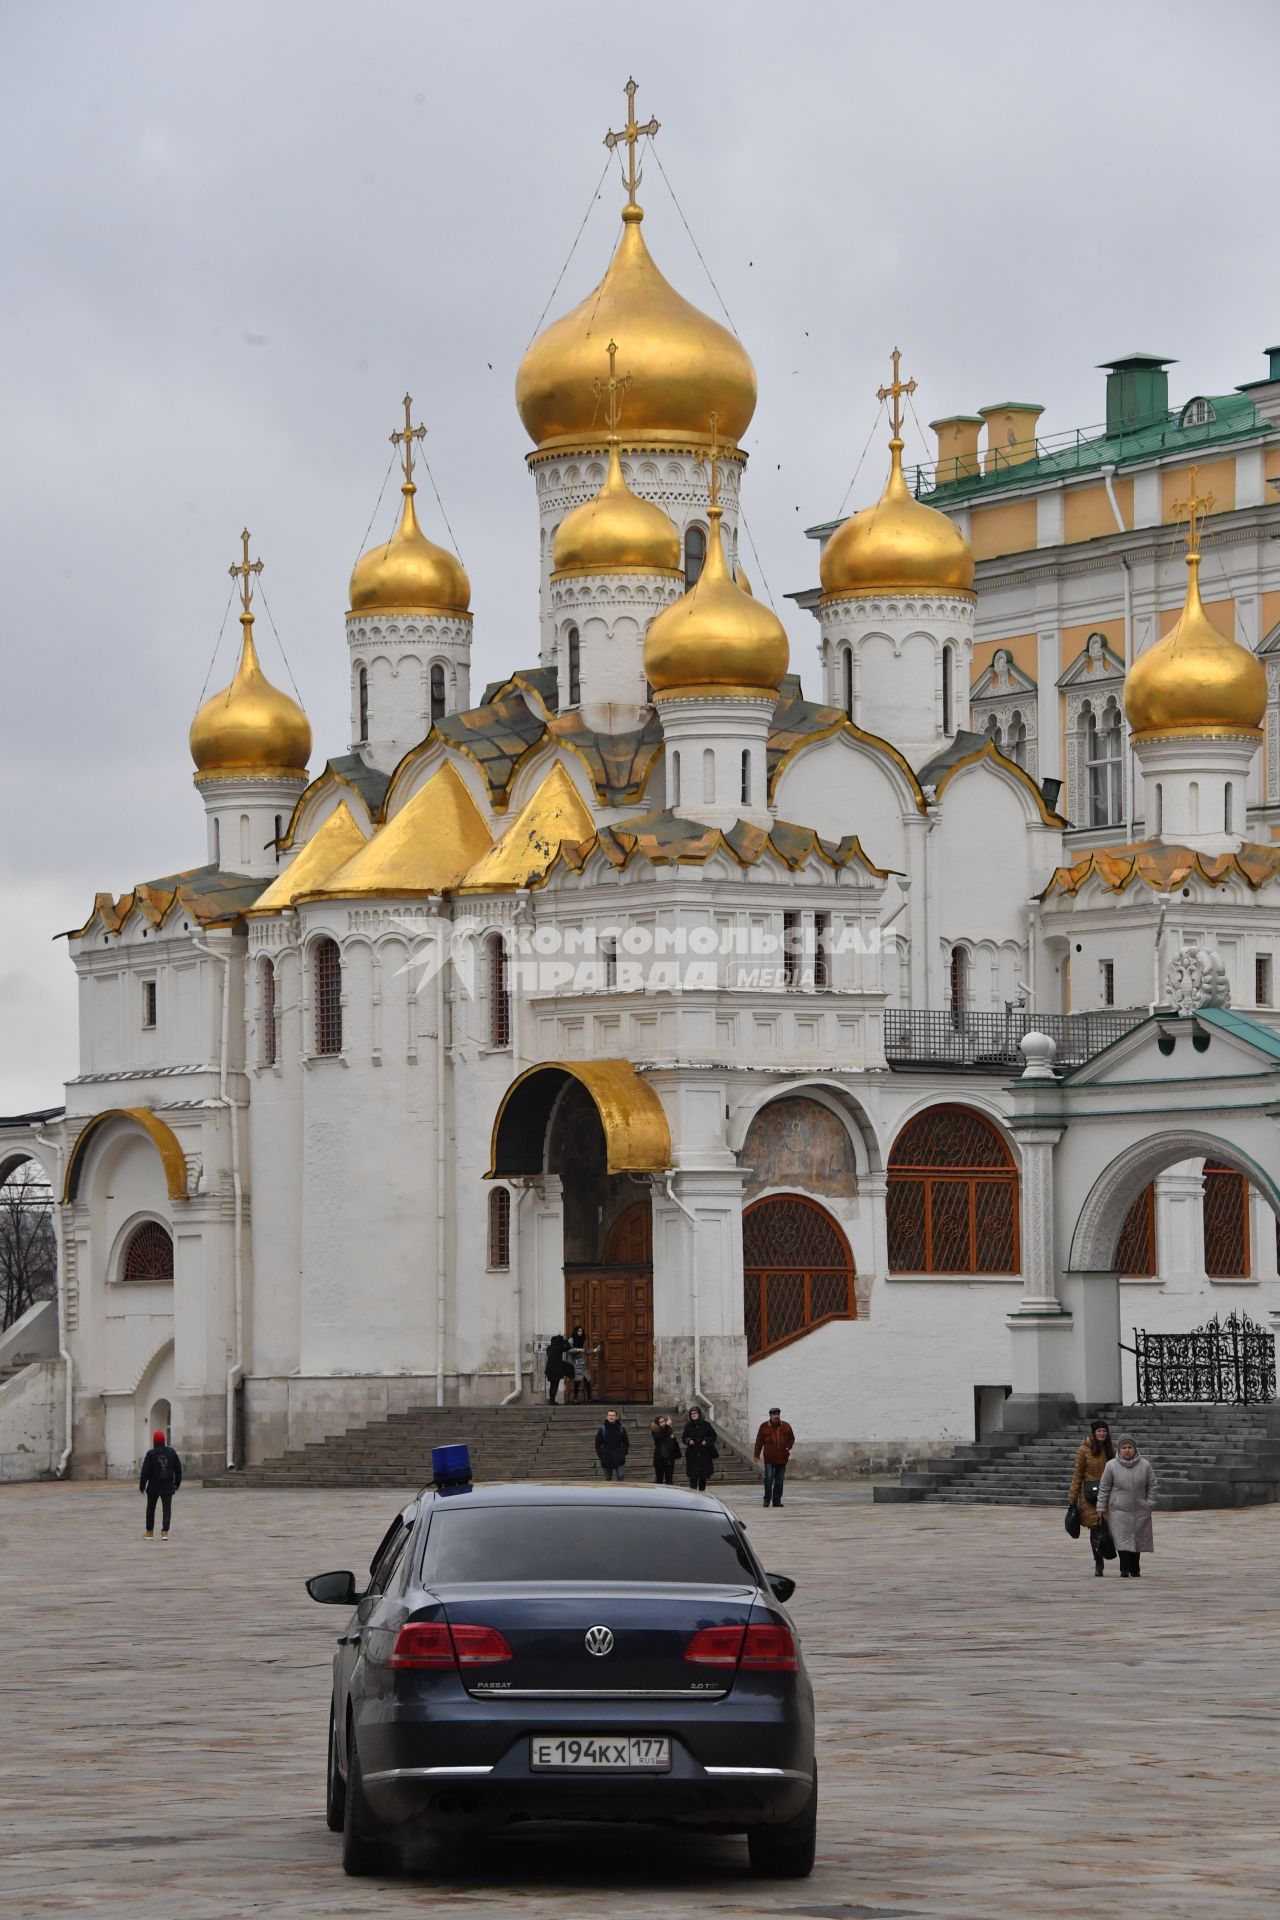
xmin=819 ymin=591 xmax=974 ymax=764
xmin=0 ymin=1359 xmax=60 ymax=1480
xmin=346 ymin=609 xmax=473 ymax=773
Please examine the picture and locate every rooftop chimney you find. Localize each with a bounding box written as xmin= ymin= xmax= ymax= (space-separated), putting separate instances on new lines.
xmin=977 ymin=403 xmax=1044 ymax=474
xmin=930 ymin=415 xmax=984 ymax=484
xmin=1099 ymin=353 xmax=1174 ymax=437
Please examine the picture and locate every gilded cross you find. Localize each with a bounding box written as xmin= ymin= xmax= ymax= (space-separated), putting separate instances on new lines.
xmin=1171 ymin=464 xmax=1215 ymax=556
xmin=876 ymin=347 xmax=918 ymax=440
xmin=390 ymin=392 xmax=427 ymax=485
xmin=706 ymin=411 xmax=721 ymax=513
xmin=604 ymin=77 xmax=659 ymax=209
xmin=592 ymin=339 xmax=632 ymax=435
xmin=229 ymin=526 xmax=263 ymax=614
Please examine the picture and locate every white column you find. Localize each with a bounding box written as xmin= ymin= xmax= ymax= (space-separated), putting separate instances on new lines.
xmin=1012 ymin=1121 xmax=1067 ymax=1314
xmin=1154 ymin=1164 xmax=1206 ymax=1294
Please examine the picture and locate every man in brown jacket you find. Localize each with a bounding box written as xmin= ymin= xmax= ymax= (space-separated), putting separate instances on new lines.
xmin=753 ymin=1407 xmax=795 ymax=1508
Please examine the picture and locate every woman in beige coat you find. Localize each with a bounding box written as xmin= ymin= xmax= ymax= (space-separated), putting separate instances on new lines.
xmin=1068 ymin=1419 xmax=1115 ymax=1576
xmin=1097 ymin=1435 xmax=1158 ymax=1578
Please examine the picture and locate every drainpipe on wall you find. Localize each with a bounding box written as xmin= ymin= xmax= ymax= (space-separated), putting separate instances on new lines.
xmin=35 ymin=1124 xmax=72 ymax=1477
xmin=1151 ymin=892 xmax=1173 ymax=1012
xmin=662 ymin=1173 xmax=713 ymax=1423
xmin=192 ymin=934 xmax=244 ymax=1470
xmin=500 ymin=1184 xmax=534 ymax=1406
xmin=1025 ymin=895 xmax=1042 ymax=1012
xmin=435 ymin=924 xmax=448 ymax=1409
xmin=1102 ymin=466 xmax=1135 ymax=837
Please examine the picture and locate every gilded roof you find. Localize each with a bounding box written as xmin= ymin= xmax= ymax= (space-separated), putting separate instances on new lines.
xmin=547 ymin=708 xmax=665 ymax=806
xmin=457 ymin=763 xmax=597 ymax=892
xmin=481 ymin=667 xmax=560 ymax=714
xmin=66 ymin=864 xmax=270 ymax=940
xmin=246 ymin=802 xmax=369 ymax=914
xmin=1041 ymin=839 xmax=1280 ymax=900
xmin=308 ymin=764 xmax=491 ymax=899
xmin=591 ymin=810 xmax=889 ymax=877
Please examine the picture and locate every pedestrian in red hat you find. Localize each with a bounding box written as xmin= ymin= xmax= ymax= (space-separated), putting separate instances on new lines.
xmin=139 ymin=1428 xmax=183 ymax=1540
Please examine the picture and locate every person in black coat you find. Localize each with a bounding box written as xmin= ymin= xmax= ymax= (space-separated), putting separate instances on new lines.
xmin=545 ymin=1331 xmax=569 ymax=1404
xmin=139 ymin=1429 xmax=183 ymax=1539
xmin=594 ymin=1409 xmax=630 ymax=1481
xmin=681 ymin=1407 xmax=718 ymax=1492
xmin=650 ymin=1415 xmax=682 ymax=1485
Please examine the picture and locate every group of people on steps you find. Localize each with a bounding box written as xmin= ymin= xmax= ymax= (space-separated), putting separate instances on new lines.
xmin=593 ymin=1405 xmax=721 ymax=1486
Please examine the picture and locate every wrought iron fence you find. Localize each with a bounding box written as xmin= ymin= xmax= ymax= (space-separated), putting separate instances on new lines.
xmin=1128 ymin=1313 xmax=1276 ymax=1406
xmin=883 ymin=1009 xmax=1146 ymax=1073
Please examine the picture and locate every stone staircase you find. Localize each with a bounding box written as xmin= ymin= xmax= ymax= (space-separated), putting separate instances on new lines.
xmin=0 ymin=1354 xmax=41 ymax=1389
xmin=875 ymin=1403 xmax=1280 ymax=1511
xmin=203 ymin=1400 xmax=753 ymax=1490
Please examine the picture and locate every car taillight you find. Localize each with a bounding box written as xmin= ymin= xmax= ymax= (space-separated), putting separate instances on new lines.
xmin=387 ymin=1622 xmax=514 ymax=1669
xmin=684 ymin=1626 xmax=746 ymax=1667
xmin=741 ymin=1624 xmax=797 ymax=1671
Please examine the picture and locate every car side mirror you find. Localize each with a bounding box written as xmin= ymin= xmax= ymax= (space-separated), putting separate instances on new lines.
xmin=766 ymin=1571 xmax=797 ymax=1603
xmin=306 ymin=1569 xmax=363 ymax=1606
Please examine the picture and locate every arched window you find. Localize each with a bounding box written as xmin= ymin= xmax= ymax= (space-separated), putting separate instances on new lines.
xmin=1181 ymin=397 xmax=1216 ymax=428
xmin=239 ymin=814 xmax=250 ymax=867
xmin=740 ymin=748 xmax=752 ymax=806
xmin=684 ymin=523 xmax=707 ymax=588
xmin=702 ymin=747 xmax=715 ymax=804
xmin=1203 ymin=1161 xmax=1250 ymax=1278
xmin=1188 ymin=780 xmax=1200 ymax=832
xmin=314 ymin=938 xmax=343 ymax=1055
xmin=567 ymin=625 xmax=581 ymax=705
xmin=430 ymin=662 xmax=447 ymax=723
xmin=602 ymin=936 xmax=618 ymax=990
xmin=212 ymin=816 xmax=221 ymax=867
xmin=121 ymin=1220 xmax=174 ymax=1282
xmin=1224 ymin=783 xmax=1233 ymax=835
xmin=357 ymin=665 xmax=369 ymax=742
xmin=1115 ymin=1183 xmax=1155 ymax=1276
xmin=887 ymin=1104 xmax=1019 ymax=1274
xmin=259 ymin=960 xmax=277 ymax=1067
xmin=942 ymin=644 xmax=955 ymax=735
xmin=670 ymin=749 xmax=680 ymax=808
xmin=985 ymin=713 xmax=1003 ymax=751
xmin=742 ymin=1195 xmax=855 ymax=1359
xmin=949 ymin=945 xmax=969 ymax=1024
xmin=1084 ymin=698 xmax=1123 ymax=826
xmin=1154 ymin=782 xmax=1163 ymax=837
xmin=842 ymin=647 xmax=853 ymax=720
xmin=488 ymin=1186 xmax=511 ymax=1270
xmin=488 ymin=933 xmax=511 ymax=1049
xmin=1006 ymin=711 xmax=1027 ymax=768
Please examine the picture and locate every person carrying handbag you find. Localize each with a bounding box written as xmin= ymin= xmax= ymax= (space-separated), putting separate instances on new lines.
xmin=1067 ymin=1418 xmax=1115 ymax=1576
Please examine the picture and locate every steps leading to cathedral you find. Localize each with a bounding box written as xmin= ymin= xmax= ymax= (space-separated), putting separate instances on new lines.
xmin=874 ymin=1403 xmax=1280 ymax=1510
xmin=202 ymin=1400 xmax=753 ymax=1490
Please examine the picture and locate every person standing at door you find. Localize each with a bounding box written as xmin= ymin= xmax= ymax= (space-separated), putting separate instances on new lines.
xmin=682 ymin=1406 xmax=718 ymax=1492
xmin=594 ymin=1409 xmax=629 ymax=1481
xmin=753 ymin=1407 xmax=796 ymax=1508
xmin=568 ymin=1322 xmax=592 ymax=1402
xmin=650 ymin=1415 xmax=682 ymax=1485
xmin=545 ymin=1331 xmax=569 ymax=1405
xmin=1097 ymin=1434 xmax=1158 ymax=1578
xmin=139 ymin=1428 xmax=182 ymax=1539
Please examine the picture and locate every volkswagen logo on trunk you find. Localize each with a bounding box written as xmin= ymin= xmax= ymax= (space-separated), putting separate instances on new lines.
xmin=584 ymin=1625 xmax=614 ymax=1657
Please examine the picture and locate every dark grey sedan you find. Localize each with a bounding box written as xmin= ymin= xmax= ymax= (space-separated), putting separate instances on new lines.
xmin=307 ymin=1482 xmax=816 ymax=1878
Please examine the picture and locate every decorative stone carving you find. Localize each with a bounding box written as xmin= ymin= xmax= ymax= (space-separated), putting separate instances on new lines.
xmin=1019 ymin=1031 xmax=1058 ymax=1080
xmin=1165 ymin=947 xmax=1231 ymax=1014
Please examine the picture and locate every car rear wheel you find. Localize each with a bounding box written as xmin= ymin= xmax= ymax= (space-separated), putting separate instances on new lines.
xmin=341 ymin=1723 xmax=400 ymax=1877
xmin=747 ymin=1764 xmax=817 ymax=1879
xmin=325 ymin=1703 xmax=345 ymax=1833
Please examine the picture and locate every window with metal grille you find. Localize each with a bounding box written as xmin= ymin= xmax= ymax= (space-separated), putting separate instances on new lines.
xmin=122 ymin=1220 xmax=174 ymax=1282
xmin=430 ymin=663 xmax=446 ymax=723
xmin=1100 ymin=959 xmax=1115 ymax=1007
xmin=942 ymin=644 xmax=954 ymax=735
xmin=740 ymin=749 xmax=751 ymax=806
xmin=813 ymin=913 xmax=830 ymax=989
xmin=141 ymin=980 xmax=157 ymax=1029
xmin=260 ymin=961 xmax=277 ymax=1066
xmin=887 ymin=1104 xmax=1019 ymax=1274
xmin=602 ymin=937 xmax=618 ymax=990
xmin=1203 ymin=1161 xmax=1250 ymax=1278
xmin=488 ymin=934 xmax=511 ymax=1049
xmin=1257 ymin=955 xmax=1273 ymax=1006
xmin=357 ymin=665 xmax=369 ymax=742
xmin=567 ymin=626 xmax=581 ymax=705
xmin=684 ymin=524 xmax=706 ymax=589
xmin=782 ymin=912 xmax=800 ymax=989
xmin=743 ymin=1194 xmax=855 ymax=1360
xmin=488 ymin=1186 xmax=511 ymax=1270
xmin=842 ymin=647 xmax=853 ymax=720
xmin=1084 ymin=698 xmax=1123 ymax=827
xmin=314 ymin=938 xmax=343 ymax=1055
xmin=949 ymin=946 xmax=969 ymax=1023
xmin=1115 ymin=1182 xmax=1155 ymax=1276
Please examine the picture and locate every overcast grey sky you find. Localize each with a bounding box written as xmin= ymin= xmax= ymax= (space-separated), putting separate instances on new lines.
xmin=3 ymin=0 xmax=1279 ymax=1113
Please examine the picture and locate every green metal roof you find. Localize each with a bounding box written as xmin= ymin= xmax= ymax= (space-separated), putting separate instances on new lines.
xmin=1196 ymin=1008 xmax=1280 ymax=1063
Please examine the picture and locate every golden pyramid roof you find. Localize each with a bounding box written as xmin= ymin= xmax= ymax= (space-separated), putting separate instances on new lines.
xmin=309 ymin=763 xmax=491 ymax=898
xmin=245 ymin=802 xmax=367 ymax=914
xmin=458 ymin=762 xmax=596 ymax=892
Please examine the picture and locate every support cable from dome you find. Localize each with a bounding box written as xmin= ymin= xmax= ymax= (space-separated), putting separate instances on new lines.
xmin=646 ymin=138 xmax=741 ymax=340
xmin=906 ymin=390 xmax=941 ymax=492
xmin=349 ymin=444 xmax=398 ymax=576
xmin=735 ymin=503 xmax=778 ymax=613
xmin=195 ymin=579 xmax=239 ymax=707
xmin=523 ymin=154 xmax=613 ymax=353
xmin=255 ymin=580 xmax=305 ymax=705
xmin=419 ymin=448 xmax=466 ymax=566
xmin=834 ymin=399 xmax=887 ymax=519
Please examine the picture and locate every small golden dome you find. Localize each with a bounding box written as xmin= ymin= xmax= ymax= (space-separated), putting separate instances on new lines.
xmin=516 ymin=207 xmax=756 ymax=451
xmin=190 ymin=615 xmax=311 ymax=779
xmin=644 ymin=506 xmax=788 ymax=695
xmin=819 ymin=438 xmax=974 ymax=597
xmin=348 ymin=483 xmax=471 ymax=615
xmin=551 ymin=440 xmax=682 ymax=577
xmin=1125 ymin=552 xmax=1266 ymax=738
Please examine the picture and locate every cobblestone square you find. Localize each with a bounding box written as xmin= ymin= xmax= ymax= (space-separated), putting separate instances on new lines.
xmin=2 ymin=1479 xmax=1277 ymax=1919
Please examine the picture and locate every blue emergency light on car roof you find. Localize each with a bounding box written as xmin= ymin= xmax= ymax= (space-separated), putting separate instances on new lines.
xmin=431 ymin=1443 xmax=473 ymax=1493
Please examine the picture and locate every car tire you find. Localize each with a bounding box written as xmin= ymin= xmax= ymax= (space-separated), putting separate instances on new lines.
xmin=341 ymin=1723 xmax=399 ymax=1877
xmin=325 ymin=1702 xmax=346 ymax=1833
xmin=747 ymin=1764 xmax=817 ymax=1879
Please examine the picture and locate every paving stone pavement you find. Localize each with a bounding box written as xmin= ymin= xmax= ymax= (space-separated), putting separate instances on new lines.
xmin=2 ymin=1479 xmax=1278 ymax=1919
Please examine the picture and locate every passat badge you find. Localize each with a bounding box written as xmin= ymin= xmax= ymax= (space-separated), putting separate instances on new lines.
xmin=584 ymin=1625 xmax=614 ymax=1657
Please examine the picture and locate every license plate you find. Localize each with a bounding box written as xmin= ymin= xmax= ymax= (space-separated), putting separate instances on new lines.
xmin=530 ymin=1735 xmax=670 ymax=1770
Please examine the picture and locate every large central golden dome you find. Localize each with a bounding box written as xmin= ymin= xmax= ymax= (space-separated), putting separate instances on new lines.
xmin=190 ymin=614 xmax=311 ymax=780
xmin=644 ymin=505 xmax=788 ymax=695
xmin=820 ymin=437 xmax=974 ymax=598
xmin=1125 ymin=550 xmax=1266 ymax=739
xmin=516 ymin=205 xmax=757 ymax=452
xmin=349 ymin=482 xmax=471 ymax=616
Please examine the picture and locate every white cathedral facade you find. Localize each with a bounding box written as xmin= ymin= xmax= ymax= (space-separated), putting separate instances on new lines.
xmin=3 ymin=93 xmax=1280 ymax=1481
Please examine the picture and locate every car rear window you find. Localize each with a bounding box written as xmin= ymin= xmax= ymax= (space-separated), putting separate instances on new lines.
xmin=421 ymin=1506 xmax=758 ymax=1586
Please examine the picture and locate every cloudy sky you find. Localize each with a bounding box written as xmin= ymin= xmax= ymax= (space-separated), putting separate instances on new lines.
xmin=3 ymin=0 xmax=1279 ymax=1112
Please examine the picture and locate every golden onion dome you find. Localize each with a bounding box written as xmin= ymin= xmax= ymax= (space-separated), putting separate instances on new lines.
xmin=551 ymin=440 xmax=682 ymax=577
xmin=1125 ymin=550 xmax=1266 ymax=738
xmin=644 ymin=505 xmax=788 ymax=695
xmin=735 ymin=559 xmax=753 ymax=596
xmin=516 ymin=205 xmax=756 ymax=452
xmin=190 ymin=614 xmax=311 ymax=779
xmin=348 ymin=483 xmax=471 ymax=615
xmin=819 ymin=437 xmax=974 ymax=597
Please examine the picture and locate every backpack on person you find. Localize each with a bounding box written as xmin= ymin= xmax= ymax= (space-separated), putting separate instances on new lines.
xmin=150 ymin=1448 xmax=175 ymax=1488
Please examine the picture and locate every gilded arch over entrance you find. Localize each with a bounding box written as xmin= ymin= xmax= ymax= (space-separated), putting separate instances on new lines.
xmin=1069 ymin=1129 xmax=1280 ymax=1273
xmin=488 ymin=1061 xmax=671 ymax=1178
xmin=63 ymin=1108 xmax=188 ymax=1204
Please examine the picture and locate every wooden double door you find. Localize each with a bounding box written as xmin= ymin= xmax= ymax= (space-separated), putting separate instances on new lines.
xmin=564 ymin=1202 xmax=653 ymax=1403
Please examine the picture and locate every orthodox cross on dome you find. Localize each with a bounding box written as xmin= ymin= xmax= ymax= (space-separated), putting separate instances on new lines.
xmin=593 ymin=339 xmax=632 ymax=435
xmin=390 ymin=392 xmax=427 ymax=486
xmin=1171 ymin=464 xmax=1215 ymax=557
xmin=706 ymin=410 xmax=722 ymax=514
xmin=877 ymin=347 xmax=917 ymax=442
xmin=229 ymin=527 xmax=263 ymax=615
xmin=605 ymin=77 xmax=659 ymax=211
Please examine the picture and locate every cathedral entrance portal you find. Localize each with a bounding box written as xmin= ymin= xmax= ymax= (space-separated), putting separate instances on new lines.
xmin=565 ymin=1203 xmax=653 ymax=1403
